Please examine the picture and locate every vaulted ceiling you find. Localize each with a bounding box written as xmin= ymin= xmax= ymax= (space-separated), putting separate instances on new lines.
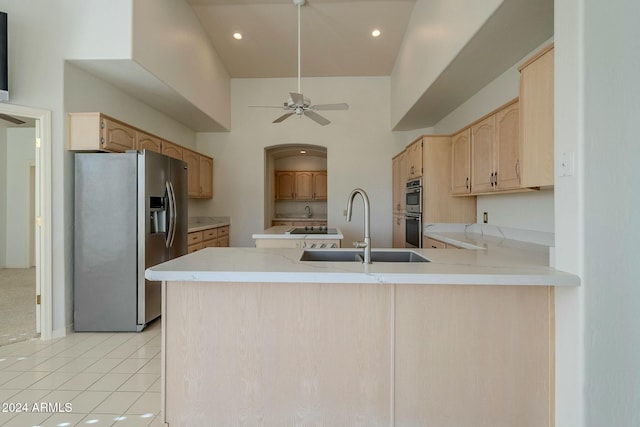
xmin=186 ymin=0 xmax=417 ymax=78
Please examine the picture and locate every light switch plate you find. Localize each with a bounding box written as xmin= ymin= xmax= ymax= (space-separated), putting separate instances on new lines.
xmin=559 ymin=151 xmax=575 ymax=177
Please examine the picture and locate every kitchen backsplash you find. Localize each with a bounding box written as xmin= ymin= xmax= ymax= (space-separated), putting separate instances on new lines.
xmin=274 ymin=200 xmax=327 ymax=219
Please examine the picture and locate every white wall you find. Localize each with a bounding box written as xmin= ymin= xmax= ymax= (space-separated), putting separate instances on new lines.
xmin=581 ymin=0 xmax=640 ymax=425
xmin=390 ymin=0 xmax=503 ymax=127
xmin=132 ymin=0 xmax=230 ymax=130
xmin=64 ymin=63 xmax=197 ymax=149
xmin=194 ymin=76 xmax=397 ymax=247
xmin=0 ymin=124 xmax=6 ymax=268
xmin=4 ymin=128 xmax=35 ymax=267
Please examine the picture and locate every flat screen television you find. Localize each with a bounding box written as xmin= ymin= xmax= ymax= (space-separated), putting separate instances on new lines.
xmin=0 ymin=11 xmax=7 ymax=102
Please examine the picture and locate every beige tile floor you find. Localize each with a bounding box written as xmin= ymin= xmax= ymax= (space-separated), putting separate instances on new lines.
xmin=0 ymin=319 xmax=162 ymax=426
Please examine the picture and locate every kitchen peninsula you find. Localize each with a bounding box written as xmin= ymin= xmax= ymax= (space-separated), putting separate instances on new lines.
xmin=146 ymin=237 xmax=578 ymax=426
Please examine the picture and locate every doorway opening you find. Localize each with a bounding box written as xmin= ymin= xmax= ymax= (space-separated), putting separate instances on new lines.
xmin=0 ymin=104 xmax=52 ymax=344
xmin=264 ymin=144 xmax=328 ymax=230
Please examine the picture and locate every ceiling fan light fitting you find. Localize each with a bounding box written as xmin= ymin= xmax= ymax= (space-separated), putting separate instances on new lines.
xmin=293 ymin=0 xmax=305 ymax=6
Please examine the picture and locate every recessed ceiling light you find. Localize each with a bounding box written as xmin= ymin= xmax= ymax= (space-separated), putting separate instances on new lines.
xmin=371 ymin=29 xmax=381 ymax=38
xmin=300 ymin=150 xmax=307 ymax=154
xmin=233 ymin=32 xmax=242 ymax=40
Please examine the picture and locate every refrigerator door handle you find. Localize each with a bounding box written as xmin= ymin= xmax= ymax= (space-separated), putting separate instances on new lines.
xmin=165 ymin=181 xmax=174 ymax=248
xmin=168 ymin=181 xmax=178 ymax=248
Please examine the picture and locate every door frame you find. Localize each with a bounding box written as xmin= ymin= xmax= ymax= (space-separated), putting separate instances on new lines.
xmin=0 ymin=103 xmax=52 ymax=340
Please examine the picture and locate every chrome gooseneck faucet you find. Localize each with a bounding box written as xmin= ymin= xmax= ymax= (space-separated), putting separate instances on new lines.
xmin=346 ymin=188 xmax=371 ymax=264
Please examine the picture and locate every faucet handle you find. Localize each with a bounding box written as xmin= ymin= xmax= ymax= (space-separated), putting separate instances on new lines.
xmin=353 ymin=241 xmax=368 ymax=249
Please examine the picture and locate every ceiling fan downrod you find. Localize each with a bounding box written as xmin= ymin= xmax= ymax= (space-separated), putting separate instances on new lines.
xmin=294 ymin=0 xmax=305 ymax=94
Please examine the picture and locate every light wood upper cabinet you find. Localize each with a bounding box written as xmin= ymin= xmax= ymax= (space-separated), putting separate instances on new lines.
xmin=275 ymin=171 xmax=295 ymax=200
xmin=312 ymin=171 xmax=327 ymax=200
xmin=161 ymin=140 xmax=183 ymax=160
xmin=451 ymin=129 xmax=471 ymax=195
xmin=68 ymin=113 xmax=136 ymax=152
xmin=392 ymin=151 xmax=407 ymax=213
xmin=519 ymin=43 xmax=554 ymax=187
xmin=422 ymin=136 xmax=476 ymax=224
xmin=184 ymin=148 xmax=213 ymax=199
xmin=294 ymin=172 xmax=313 ymax=200
xmin=136 ymin=131 xmax=162 ymax=154
xmin=495 ymin=101 xmax=521 ymax=190
xmin=275 ymin=171 xmax=327 ymax=201
xmin=68 ymin=112 xmax=214 ymax=199
xmin=101 ymin=118 xmax=136 ymax=152
xmin=406 ymin=139 xmax=423 ymax=180
xmin=183 ymin=149 xmax=200 ymax=197
xmin=199 ymin=155 xmax=213 ymax=198
xmin=470 ymin=100 xmax=521 ymax=193
xmin=471 ymin=115 xmax=496 ymax=193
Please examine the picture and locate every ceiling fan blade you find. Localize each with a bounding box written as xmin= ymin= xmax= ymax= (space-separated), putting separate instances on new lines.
xmin=304 ymin=110 xmax=330 ymax=126
xmin=310 ymin=103 xmax=349 ymax=111
xmin=289 ymin=92 xmax=305 ymax=106
xmin=249 ymin=105 xmax=288 ymax=109
xmin=273 ymin=112 xmax=295 ymax=123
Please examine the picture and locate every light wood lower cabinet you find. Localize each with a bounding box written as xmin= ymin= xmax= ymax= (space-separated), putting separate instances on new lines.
xmin=161 ymin=282 xmax=554 ymax=426
xmin=187 ymin=225 xmax=229 ymax=252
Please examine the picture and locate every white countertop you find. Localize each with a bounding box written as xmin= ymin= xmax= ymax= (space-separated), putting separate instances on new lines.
xmin=188 ymin=216 xmax=230 ymax=233
xmin=252 ymin=225 xmax=344 ymax=240
xmin=146 ymin=230 xmax=580 ymax=286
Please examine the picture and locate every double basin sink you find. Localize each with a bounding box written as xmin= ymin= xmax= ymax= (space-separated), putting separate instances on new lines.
xmin=300 ymin=249 xmax=429 ymax=263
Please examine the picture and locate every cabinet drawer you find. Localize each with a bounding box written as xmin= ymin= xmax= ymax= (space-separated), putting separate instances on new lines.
xmin=204 ymin=239 xmax=218 ymax=248
xmin=188 ymin=231 xmax=203 ymax=245
xmin=188 ymin=242 xmax=204 ymax=254
xmin=217 ymin=226 xmax=230 ymax=238
xmin=203 ymin=228 xmax=218 ymax=240
xmin=217 ymin=236 xmax=229 ymax=247
xmin=424 ymin=237 xmax=447 ymax=249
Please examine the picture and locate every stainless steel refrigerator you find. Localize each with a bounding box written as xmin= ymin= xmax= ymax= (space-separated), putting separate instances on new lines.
xmin=74 ymin=150 xmax=187 ymax=331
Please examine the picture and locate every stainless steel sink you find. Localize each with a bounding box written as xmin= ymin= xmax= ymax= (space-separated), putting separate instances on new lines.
xmin=300 ymin=249 xmax=430 ymax=263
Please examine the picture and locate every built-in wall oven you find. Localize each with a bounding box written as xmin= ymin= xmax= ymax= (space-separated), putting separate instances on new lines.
xmin=405 ymin=178 xmax=422 ymax=248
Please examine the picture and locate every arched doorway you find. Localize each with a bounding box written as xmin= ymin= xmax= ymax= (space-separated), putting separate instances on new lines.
xmin=264 ymin=144 xmax=327 ymax=229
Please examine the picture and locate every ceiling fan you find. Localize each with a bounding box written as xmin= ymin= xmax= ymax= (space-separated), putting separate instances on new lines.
xmin=249 ymin=0 xmax=349 ymax=126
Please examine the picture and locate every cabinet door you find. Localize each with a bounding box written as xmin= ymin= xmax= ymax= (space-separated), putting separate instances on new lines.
xmin=520 ymin=45 xmax=554 ymax=187
xmin=136 ymin=131 xmax=162 ymax=153
xmin=471 ymin=115 xmax=496 ymax=193
xmin=495 ymin=101 xmax=521 ymax=190
xmin=183 ymin=149 xmax=201 ymax=198
xmin=294 ymin=172 xmax=313 ymax=200
xmin=275 ymin=172 xmax=295 ymax=200
xmin=312 ymin=171 xmax=327 ymax=200
xmin=392 ymin=155 xmax=402 ymax=213
xmin=451 ymin=129 xmax=471 ymax=195
xmin=408 ymin=140 xmax=423 ymax=179
xmin=217 ymin=236 xmax=229 ymax=247
xmin=392 ymin=215 xmax=405 ymax=248
xmin=162 ymin=140 xmax=183 ymax=160
xmin=199 ymin=155 xmax=213 ymax=198
xmin=101 ymin=118 xmax=136 ymax=152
